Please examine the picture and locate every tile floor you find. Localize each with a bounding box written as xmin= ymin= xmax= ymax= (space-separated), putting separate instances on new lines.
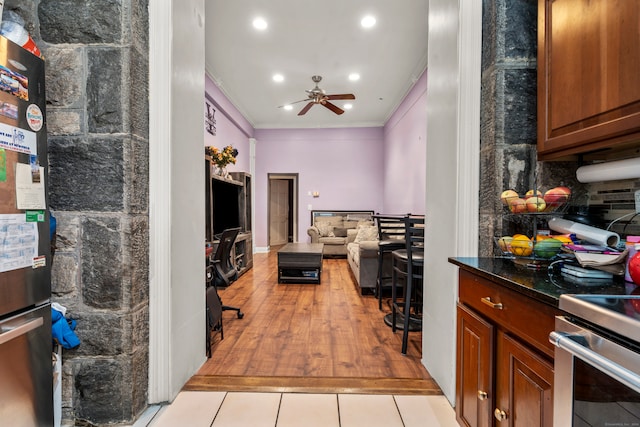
xmin=142 ymin=391 xmax=458 ymax=427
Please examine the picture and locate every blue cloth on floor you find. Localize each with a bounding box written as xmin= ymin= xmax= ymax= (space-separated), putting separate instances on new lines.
xmin=51 ymin=307 xmax=80 ymax=349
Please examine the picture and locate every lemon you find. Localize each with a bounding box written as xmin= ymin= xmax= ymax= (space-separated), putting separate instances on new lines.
xmin=511 ymin=236 xmax=533 ymax=257
xmin=498 ymin=236 xmax=513 ymax=253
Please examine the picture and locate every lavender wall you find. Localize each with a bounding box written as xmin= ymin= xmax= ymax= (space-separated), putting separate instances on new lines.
xmin=382 ymin=70 xmax=427 ymax=214
xmin=204 ymin=75 xmax=253 ymax=172
xmin=253 ymin=128 xmax=385 ymax=248
xmin=203 ymin=70 xmax=427 ymax=250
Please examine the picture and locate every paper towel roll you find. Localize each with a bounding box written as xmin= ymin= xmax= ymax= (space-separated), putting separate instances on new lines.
xmin=548 ymin=217 xmax=620 ymax=247
xmin=576 ymin=157 xmax=640 ymax=183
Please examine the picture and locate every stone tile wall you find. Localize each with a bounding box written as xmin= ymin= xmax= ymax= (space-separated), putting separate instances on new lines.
xmin=4 ymin=0 xmax=150 ymax=425
xmin=479 ymin=0 xmax=583 ymax=255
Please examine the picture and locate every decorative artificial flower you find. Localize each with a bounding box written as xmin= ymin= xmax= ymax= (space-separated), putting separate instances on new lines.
xmin=205 ymin=145 xmax=238 ymax=168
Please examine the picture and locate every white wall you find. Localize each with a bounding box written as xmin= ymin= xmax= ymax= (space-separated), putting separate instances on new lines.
xmin=422 ymin=0 xmax=481 ymax=404
xmin=148 ymin=0 xmax=207 ymax=403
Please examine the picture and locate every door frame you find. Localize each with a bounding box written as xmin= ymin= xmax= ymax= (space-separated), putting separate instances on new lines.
xmin=267 ymin=173 xmax=298 ymax=246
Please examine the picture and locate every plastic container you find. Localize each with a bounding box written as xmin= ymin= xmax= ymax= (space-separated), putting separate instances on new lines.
xmin=0 ymin=10 xmax=41 ymax=57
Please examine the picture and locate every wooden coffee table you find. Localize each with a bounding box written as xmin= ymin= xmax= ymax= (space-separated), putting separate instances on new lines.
xmin=277 ymin=243 xmax=324 ymax=284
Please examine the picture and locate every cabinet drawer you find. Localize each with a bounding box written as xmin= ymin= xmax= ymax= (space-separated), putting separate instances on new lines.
xmin=459 ymin=270 xmax=559 ymax=357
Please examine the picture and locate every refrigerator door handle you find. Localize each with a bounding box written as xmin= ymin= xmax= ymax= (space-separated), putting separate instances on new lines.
xmin=0 ymin=317 xmax=44 ymax=345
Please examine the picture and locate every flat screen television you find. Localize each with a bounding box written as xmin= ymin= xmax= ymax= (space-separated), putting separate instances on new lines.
xmin=211 ymin=179 xmax=242 ymax=236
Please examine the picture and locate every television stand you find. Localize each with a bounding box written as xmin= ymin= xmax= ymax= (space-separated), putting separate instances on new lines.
xmin=234 ymin=232 xmax=252 ymax=277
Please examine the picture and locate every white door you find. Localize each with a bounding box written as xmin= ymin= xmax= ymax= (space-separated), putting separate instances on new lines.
xmin=269 ymin=179 xmax=289 ymax=246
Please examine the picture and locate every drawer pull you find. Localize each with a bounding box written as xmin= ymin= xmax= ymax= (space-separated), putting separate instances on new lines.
xmin=477 ymin=390 xmax=488 ymax=400
xmin=494 ymin=408 xmax=507 ymax=422
xmin=481 ymin=297 xmax=503 ymax=310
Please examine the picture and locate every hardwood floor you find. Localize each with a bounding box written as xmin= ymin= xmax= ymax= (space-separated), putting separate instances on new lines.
xmin=185 ymin=248 xmax=440 ymax=394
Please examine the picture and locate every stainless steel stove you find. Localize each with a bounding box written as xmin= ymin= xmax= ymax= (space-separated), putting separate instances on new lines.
xmin=550 ymin=291 xmax=640 ymax=425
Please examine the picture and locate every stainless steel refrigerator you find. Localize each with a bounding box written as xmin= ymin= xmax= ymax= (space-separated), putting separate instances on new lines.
xmin=0 ymin=35 xmax=53 ymax=425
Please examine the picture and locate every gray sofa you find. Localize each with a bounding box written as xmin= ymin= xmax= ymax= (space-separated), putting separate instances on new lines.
xmin=307 ymin=210 xmax=374 ymax=257
xmin=307 ymin=210 xmax=393 ymax=292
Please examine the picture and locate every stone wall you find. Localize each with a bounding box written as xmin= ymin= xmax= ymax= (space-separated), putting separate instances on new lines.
xmin=479 ymin=0 xmax=582 ymax=256
xmin=4 ymin=0 xmax=150 ymax=425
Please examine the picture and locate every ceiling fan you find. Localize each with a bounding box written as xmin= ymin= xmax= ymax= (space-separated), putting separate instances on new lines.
xmin=280 ymin=75 xmax=355 ymax=116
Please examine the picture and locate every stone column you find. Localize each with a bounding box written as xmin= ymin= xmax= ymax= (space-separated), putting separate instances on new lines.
xmin=4 ymin=0 xmax=151 ymax=424
xmin=479 ymin=0 xmax=579 ymax=255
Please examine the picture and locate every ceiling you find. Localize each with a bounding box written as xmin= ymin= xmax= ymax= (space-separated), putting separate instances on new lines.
xmin=205 ymin=1 xmax=429 ymax=130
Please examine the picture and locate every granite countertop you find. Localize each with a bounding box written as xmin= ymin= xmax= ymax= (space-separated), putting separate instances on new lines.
xmin=448 ymin=257 xmax=631 ymax=307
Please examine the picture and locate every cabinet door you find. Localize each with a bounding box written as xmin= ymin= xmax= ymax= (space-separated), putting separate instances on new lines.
xmin=456 ymin=304 xmax=494 ymax=427
xmin=537 ymin=0 xmax=640 ymax=160
xmin=495 ymin=331 xmax=554 ymax=427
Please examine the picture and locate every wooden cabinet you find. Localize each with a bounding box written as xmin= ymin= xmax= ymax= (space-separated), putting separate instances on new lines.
xmin=457 ymin=304 xmax=493 ymax=427
xmin=495 ymin=332 xmax=553 ymax=427
xmin=537 ymin=0 xmax=640 ymax=160
xmin=456 ymin=269 xmax=558 ymax=427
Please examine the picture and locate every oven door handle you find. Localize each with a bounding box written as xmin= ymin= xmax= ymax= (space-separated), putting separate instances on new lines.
xmin=550 ymin=331 xmax=640 ymax=394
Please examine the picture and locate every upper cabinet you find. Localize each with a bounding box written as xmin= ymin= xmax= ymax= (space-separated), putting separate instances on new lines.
xmin=537 ymin=0 xmax=640 ymax=160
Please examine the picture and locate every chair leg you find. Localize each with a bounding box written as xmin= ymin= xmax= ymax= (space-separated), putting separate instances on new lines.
xmin=206 ymin=307 xmax=212 ymax=358
xmin=377 ymin=250 xmax=385 ymax=311
xmin=391 ymin=262 xmax=398 ymax=333
xmin=222 ymin=305 xmax=244 ymax=319
xmin=401 ymin=272 xmax=413 ymax=355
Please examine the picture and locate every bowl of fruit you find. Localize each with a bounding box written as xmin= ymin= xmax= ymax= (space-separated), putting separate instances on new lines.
xmin=495 ymin=234 xmax=567 ymax=260
xmin=500 ymin=187 xmax=571 ymax=214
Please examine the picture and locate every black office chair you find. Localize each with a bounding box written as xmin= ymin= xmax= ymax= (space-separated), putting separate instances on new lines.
xmin=387 ymin=214 xmax=425 ymax=355
xmin=210 ymin=227 xmax=245 ymax=320
xmin=373 ymin=214 xmax=407 ymax=310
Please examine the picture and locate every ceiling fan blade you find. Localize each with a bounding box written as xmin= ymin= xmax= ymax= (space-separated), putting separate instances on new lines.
xmin=278 ymin=98 xmax=310 ymax=108
xmin=298 ymin=102 xmax=315 ymax=116
xmin=326 ymin=94 xmax=355 ymax=101
xmin=322 ymin=101 xmax=345 ymax=115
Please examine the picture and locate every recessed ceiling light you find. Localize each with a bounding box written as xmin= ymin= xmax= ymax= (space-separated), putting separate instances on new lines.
xmin=361 ymin=15 xmax=376 ymax=28
xmin=284 ymin=105 xmax=293 ymax=111
xmin=348 ymin=73 xmax=360 ymax=81
xmin=343 ymin=104 xmax=353 ymax=110
xmin=252 ymin=17 xmax=268 ymax=30
xmin=272 ymin=74 xmax=284 ymax=82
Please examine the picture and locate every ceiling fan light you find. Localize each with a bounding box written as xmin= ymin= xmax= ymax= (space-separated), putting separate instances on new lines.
xmin=283 ymin=105 xmax=293 ymax=111
xmin=348 ymin=73 xmax=360 ymax=81
xmin=361 ymin=15 xmax=376 ymax=28
xmin=343 ymin=104 xmax=353 ymax=110
xmin=272 ymin=74 xmax=284 ymax=82
xmin=252 ymin=17 xmax=268 ymax=30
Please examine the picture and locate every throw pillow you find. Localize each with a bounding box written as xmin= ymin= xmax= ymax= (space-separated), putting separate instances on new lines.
xmin=332 ymin=227 xmax=348 ymax=237
xmin=316 ymin=222 xmax=334 ymax=237
xmin=354 ymin=225 xmax=378 ymax=243
xmin=342 ymin=220 xmax=359 ymax=229
xmin=357 ymin=220 xmax=375 ymax=228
